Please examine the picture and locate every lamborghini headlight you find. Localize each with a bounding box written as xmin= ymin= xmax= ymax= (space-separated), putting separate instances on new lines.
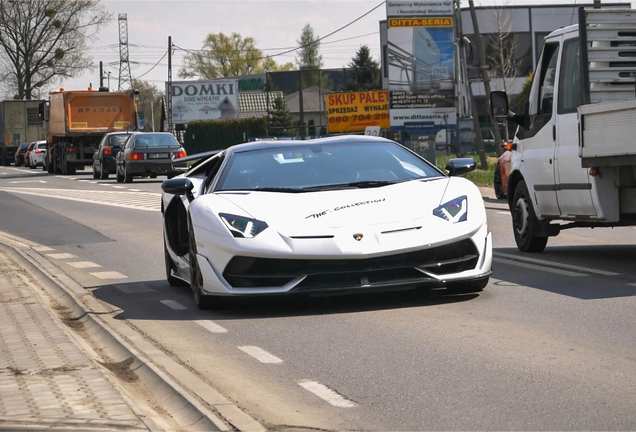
xmin=433 ymin=196 xmax=467 ymax=223
xmin=219 ymin=213 xmax=268 ymax=238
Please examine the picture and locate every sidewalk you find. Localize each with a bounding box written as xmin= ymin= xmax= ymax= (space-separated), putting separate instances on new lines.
xmin=0 ymin=247 xmax=148 ymax=431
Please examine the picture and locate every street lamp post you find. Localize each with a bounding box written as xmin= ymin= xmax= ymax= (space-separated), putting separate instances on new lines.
xmin=107 ymin=71 xmax=112 ymax=89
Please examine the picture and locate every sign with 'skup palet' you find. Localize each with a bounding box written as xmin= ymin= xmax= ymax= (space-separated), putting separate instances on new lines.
xmin=326 ymin=90 xmax=390 ymax=133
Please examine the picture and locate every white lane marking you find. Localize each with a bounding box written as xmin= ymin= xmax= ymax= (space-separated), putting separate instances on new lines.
xmin=32 ymin=246 xmax=54 ymax=252
xmin=160 ymin=299 xmax=188 ymax=310
xmin=297 ymin=380 xmax=356 ymax=408
xmin=493 ymin=257 xmax=587 ymax=277
xmin=89 ymin=181 xmax=98 ymax=184
xmin=89 ymin=271 xmax=128 ymax=280
xmin=99 ymin=184 xmax=110 ymax=186
xmin=0 ymin=187 xmax=161 ymax=212
xmin=493 ymin=252 xmax=620 ymax=276
xmin=112 ymin=186 xmax=126 ymax=189
xmin=115 ymin=283 xmax=156 ymax=293
xmin=195 ymin=320 xmax=227 ymax=333
xmin=54 ymin=175 xmax=64 ymax=178
xmin=77 ymin=180 xmax=89 ymax=182
xmin=69 ymin=177 xmax=77 ymax=180
xmin=128 ymin=189 xmax=142 ymax=192
xmin=46 ymin=253 xmax=78 ymax=259
xmin=8 ymin=180 xmax=47 ymax=184
xmin=238 ymin=346 xmax=283 ymax=364
xmin=497 ymin=211 xmax=509 ymax=215
xmin=67 ymin=261 xmax=102 ymax=269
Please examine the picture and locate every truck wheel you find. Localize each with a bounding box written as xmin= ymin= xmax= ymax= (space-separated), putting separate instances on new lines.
xmin=124 ymin=163 xmax=133 ymax=183
xmin=512 ymin=180 xmax=548 ymax=252
xmin=494 ymin=164 xmax=505 ymax=199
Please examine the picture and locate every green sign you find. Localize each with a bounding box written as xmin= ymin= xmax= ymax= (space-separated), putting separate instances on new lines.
xmin=239 ymin=78 xmax=263 ymax=92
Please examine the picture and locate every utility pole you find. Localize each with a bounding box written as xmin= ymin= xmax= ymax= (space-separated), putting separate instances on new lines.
xmin=298 ymin=70 xmax=305 ymax=140
xmin=118 ymin=14 xmax=133 ymax=90
xmin=468 ymin=0 xmax=498 ymax=170
xmin=167 ymin=36 xmax=172 ymax=134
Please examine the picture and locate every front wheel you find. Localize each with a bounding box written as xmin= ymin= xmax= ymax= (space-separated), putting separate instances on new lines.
xmin=189 ymin=221 xmax=215 ymax=310
xmin=512 ymin=180 xmax=548 ymax=252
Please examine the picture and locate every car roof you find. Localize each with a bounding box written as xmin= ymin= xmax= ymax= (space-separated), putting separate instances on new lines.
xmin=104 ymin=131 xmax=141 ymax=137
xmin=225 ymin=135 xmax=396 ymax=156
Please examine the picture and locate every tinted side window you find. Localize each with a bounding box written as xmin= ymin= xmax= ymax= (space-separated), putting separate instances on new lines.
xmin=558 ymin=38 xmax=580 ymax=115
xmin=538 ymin=43 xmax=559 ymax=116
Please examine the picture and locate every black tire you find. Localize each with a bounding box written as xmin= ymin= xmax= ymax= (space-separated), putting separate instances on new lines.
xmin=116 ymin=164 xmax=124 ymax=182
xmin=447 ymin=277 xmax=489 ymax=295
xmin=149 ymin=173 xmax=157 ymax=179
xmin=29 ymin=162 xmax=35 ymax=169
xmin=494 ymin=164 xmax=505 ymax=199
xmin=188 ymin=221 xmax=215 ymax=310
xmin=512 ymin=180 xmax=548 ymax=252
xmin=47 ymin=161 xmax=54 ymax=174
xmin=66 ymin=162 xmax=76 ymax=175
xmin=164 ymin=239 xmax=187 ymax=286
xmin=100 ymin=160 xmax=109 ymax=180
xmin=92 ymin=163 xmax=99 ymax=179
xmin=124 ymin=163 xmax=133 ymax=183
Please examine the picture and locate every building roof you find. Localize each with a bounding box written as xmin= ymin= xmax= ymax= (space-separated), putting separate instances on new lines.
xmin=238 ymin=91 xmax=284 ymax=119
xmin=285 ymin=86 xmax=334 ymax=113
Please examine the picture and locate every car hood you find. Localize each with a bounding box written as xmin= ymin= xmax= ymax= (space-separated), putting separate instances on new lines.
xmin=206 ymin=178 xmax=453 ymax=231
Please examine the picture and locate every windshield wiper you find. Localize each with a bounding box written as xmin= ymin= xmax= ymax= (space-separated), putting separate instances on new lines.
xmin=343 ymin=180 xmax=398 ymax=188
xmin=251 ymin=187 xmax=308 ymax=193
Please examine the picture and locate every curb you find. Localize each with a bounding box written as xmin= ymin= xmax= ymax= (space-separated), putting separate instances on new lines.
xmin=0 ymin=231 xmax=265 ymax=432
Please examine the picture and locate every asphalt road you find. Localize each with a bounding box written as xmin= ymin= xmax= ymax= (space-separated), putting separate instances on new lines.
xmin=1 ymin=165 xmax=636 ymax=430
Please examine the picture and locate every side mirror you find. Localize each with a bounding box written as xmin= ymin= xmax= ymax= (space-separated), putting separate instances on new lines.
xmin=445 ymin=158 xmax=476 ymax=176
xmin=490 ymin=91 xmax=509 ymax=123
xmin=162 ymin=177 xmax=194 ymax=202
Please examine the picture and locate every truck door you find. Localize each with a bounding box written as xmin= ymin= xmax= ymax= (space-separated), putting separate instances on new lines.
xmin=554 ymin=36 xmax=596 ymax=217
xmin=518 ymin=41 xmax=560 ymax=217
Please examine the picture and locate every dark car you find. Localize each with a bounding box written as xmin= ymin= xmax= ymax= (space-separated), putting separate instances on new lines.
xmin=15 ymin=142 xmax=31 ymax=166
xmin=93 ymin=132 xmax=139 ymax=180
xmin=115 ymin=133 xmax=186 ymax=183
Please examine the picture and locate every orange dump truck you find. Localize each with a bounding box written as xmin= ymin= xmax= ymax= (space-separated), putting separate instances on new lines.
xmin=42 ymin=88 xmax=138 ymax=174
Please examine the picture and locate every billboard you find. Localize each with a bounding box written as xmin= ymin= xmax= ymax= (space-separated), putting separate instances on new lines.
xmin=386 ymin=1 xmax=456 ymax=131
xmin=326 ymin=90 xmax=389 ymax=133
xmin=168 ymin=79 xmax=239 ymax=124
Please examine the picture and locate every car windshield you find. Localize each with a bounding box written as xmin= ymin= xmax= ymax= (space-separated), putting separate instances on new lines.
xmin=37 ymin=143 xmax=47 ymax=150
xmin=109 ymin=134 xmax=132 ymax=146
xmin=216 ymin=141 xmax=443 ymax=192
xmin=135 ymin=134 xmax=179 ymax=147
xmin=18 ymin=142 xmax=30 ymax=150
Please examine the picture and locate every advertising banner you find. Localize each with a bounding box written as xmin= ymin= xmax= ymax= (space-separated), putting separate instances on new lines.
xmin=168 ymin=79 xmax=239 ymax=124
xmin=386 ymin=0 xmax=456 ymax=131
xmin=326 ymin=90 xmax=389 ymax=133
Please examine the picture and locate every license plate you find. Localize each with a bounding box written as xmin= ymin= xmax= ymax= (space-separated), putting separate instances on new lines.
xmin=148 ymin=153 xmax=169 ymax=159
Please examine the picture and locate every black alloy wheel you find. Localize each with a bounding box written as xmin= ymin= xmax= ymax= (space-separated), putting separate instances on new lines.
xmin=188 ymin=220 xmax=214 ymax=310
xmin=512 ymin=180 xmax=548 ymax=252
xmin=494 ymin=164 xmax=505 ymax=199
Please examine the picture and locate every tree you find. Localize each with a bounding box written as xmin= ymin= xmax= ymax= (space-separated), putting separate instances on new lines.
xmin=296 ymin=24 xmax=330 ymax=89
xmin=268 ymin=95 xmax=295 ymax=136
xmin=0 ymin=0 xmax=111 ymax=100
xmin=179 ymin=32 xmax=293 ymax=80
xmin=133 ymin=79 xmax=163 ymax=132
xmin=347 ymin=45 xmax=380 ymax=91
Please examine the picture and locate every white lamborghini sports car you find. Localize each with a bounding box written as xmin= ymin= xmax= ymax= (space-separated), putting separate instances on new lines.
xmin=161 ymin=136 xmax=492 ymax=309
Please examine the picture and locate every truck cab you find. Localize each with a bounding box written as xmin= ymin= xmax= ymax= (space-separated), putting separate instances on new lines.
xmin=491 ymin=8 xmax=636 ymax=252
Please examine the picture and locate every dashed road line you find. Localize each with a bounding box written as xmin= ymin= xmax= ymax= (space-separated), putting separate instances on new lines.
xmin=160 ymin=299 xmax=188 ymax=310
xmin=493 ymin=252 xmax=620 ymax=276
xmin=297 ymin=380 xmax=356 ymax=408
xmin=67 ymin=261 xmax=102 ymax=269
xmin=238 ymin=346 xmax=283 ymax=364
xmin=46 ymin=253 xmax=78 ymax=259
xmin=112 ymin=186 xmax=126 ymax=189
xmin=493 ymin=257 xmax=587 ymax=277
xmin=195 ymin=320 xmax=227 ymax=333
xmin=90 ymin=271 xmax=128 ymax=280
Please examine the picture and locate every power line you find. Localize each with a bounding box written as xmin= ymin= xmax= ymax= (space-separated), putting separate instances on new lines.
xmin=135 ymin=50 xmax=168 ymax=79
xmin=173 ymin=0 xmax=385 ymax=63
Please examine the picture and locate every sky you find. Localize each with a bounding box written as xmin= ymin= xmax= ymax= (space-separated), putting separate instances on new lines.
xmin=55 ymin=0 xmax=635 ymax=94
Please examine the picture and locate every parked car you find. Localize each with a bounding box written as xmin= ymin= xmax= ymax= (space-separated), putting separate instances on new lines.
xmin=23 ymin=142 xmax=36 ymax=168
xmin=15 ymin=142 xmax=31 ymax=167
xmin=27 ymin=141 xmax=47 ymax=168
xmin=93 ymin=131 xmax=140 ymax=180
xmin=493 ymin=142 xmax=513 ymax=200
xmin=161 ymin=136 xmax=492 ymax=309
xmin=115 ymin=132 xmax=186 ymax=183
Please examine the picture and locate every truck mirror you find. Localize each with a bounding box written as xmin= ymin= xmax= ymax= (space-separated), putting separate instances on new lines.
xmin=490 ymin=91 xmax=509 ymax=123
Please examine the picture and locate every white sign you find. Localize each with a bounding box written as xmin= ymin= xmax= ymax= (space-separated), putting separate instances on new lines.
xmin=364 ymin=126 xmax=381 ymax=136
xmin=168 ymin=79 xmax=239 ymax=124
xmin=386 ymin=1 xmax=453 ymax=17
